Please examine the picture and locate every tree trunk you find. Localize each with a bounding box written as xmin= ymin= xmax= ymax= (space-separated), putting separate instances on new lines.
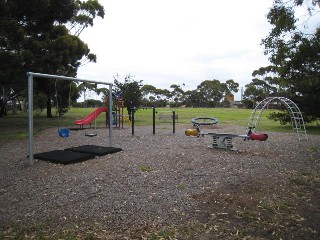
xmin=12 ymin=98 xmax=17 ymax=114
xmin=0 ymin=106 xmax=4 ymax=117
xmin=0 ymin=99 xmax=6 ymax=117
xmin=127 ymin=106 xmax=132 ymax=121
xmin=1 ymin=85 xmax=6 ymax=117
xmin=0 ymin=99 xmax=3 ymax=117
xmin=46 ymin=96 xmax=52 ymax=118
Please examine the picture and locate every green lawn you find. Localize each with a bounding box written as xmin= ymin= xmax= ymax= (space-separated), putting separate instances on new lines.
xmin=0 ymin=107 xmax=319 ymax=143
xmin=134 ymin=107 xmax=319 ymax=134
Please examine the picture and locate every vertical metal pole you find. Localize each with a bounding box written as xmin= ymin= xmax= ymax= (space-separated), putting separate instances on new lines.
xmin=172 ymin=110 xmax=176 ymax=134
xmin=118 ymin=99 xmax=120 ymax=128
xmin=115 ymin=96 xmax=118 ymax=128
xmin=121 ymin=96 xmax=124 ymax=129
xmin=106 ymin=109 xmax=108 ymax=128
xmin=28 ymin=74 xmax=34 ymax=165
xmin=108 ymin=84 xmax=113 ymax=147
xmin=152 ymin=107 xmax=156 ymax=135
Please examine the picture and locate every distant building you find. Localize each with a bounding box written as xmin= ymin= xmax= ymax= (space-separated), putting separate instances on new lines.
xmin=225 ymin=94 xmax=234 ymax=103
xmin=223 ymin=94 xmax=243 ymax=108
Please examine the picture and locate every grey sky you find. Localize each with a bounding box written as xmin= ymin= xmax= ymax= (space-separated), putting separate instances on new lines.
xmin=78 ymin=0 xmax=274 ymax=100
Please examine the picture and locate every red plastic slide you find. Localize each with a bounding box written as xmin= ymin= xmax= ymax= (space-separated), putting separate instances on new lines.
xmin=75 ymin=107 xmax=108 ymax=126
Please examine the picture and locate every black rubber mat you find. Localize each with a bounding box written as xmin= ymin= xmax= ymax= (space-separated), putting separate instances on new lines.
xmin=34 ymin=150 xmax=95 ymax=164
xmin=65 ymin=145 xmax=122 ymax=156
xmin=68 ymin=127 xmax=85 ymax=131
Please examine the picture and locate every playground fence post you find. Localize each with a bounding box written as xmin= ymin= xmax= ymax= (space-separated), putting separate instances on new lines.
xmin=153 ymin=107 xmax=156 ymax=135
xmin=173 ymin=110 xmax=176 ymax=134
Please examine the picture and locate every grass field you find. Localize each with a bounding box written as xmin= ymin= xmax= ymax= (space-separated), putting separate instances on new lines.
xmin=0 ymin=107 xmax=319 ymax=143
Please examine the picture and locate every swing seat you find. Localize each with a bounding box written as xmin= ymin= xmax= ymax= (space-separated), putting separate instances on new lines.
xmin=58 ymin=128 xmax=70 ymax=138
xmin=85 ymin=133 xmax=97 ymax=137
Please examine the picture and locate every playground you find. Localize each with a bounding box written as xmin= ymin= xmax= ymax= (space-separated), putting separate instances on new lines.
xmin=1 ymin=72 xmax=319 ymax=238
xmin=1 ymin=121 xmax=319 ymax=239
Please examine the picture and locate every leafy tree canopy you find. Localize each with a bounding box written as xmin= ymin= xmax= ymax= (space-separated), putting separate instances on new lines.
xmin=0 ymin=0 xmax=104 ymax=117
xmin=196 ymin=79 xmax=239 ymax=107
xmin=113 ymin=74 xmax=143 ymax=118
xmin=250 ymin=0 xmax=320 ymax=122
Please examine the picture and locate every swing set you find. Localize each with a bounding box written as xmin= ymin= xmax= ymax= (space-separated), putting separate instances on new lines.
xmin=27 ymin=72 xmax=114 ymax=165
xmin=55 ymin=80 xmax=103 ymax=138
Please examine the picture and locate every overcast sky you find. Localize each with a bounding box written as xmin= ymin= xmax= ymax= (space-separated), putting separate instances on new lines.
xmin=77 ymin=0 xmax=274 ymax=100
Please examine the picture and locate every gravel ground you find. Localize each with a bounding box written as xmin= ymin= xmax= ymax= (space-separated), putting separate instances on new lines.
xmin=0 ymin=124 xmax=319 ymax=239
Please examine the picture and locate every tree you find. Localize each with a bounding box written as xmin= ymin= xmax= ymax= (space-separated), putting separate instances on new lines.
xmin=0 ymin=0 xmax=104 ymax=117
xmin=53 ymin=80 xmax=79 ymax=115
xmin=170 ymin=84 xmax=184 ymax=107
xmin=196 ymin=80 xmax=220 ymax=107
xmin=196 ymin=79 xmax=239 ymax=107
xmin=141 ymin=84 xmax=157 ymax=96
xmin=155 ymin=89 xmax=171 ymax=107
xmin=69 ymin=0 xmax=105 ymax=37
xmin=113 ymin=74 xmax=143 ymax=119
xmin=78 ymin=82 xmax=97 ymax=107
xmin=259 ymin=0 xmax=320 ymax=122
xmin=225 ymin=79 xmax=239 ymax=94
xmin=221 ymin=79 xmax=239 ymax=104
xmin=243 ymin=78 xmax=278 ymax=102
xmin=141 ymin=84 xmax=157 ymax=106
xmin=183 ymin=90 xmax=205 ymax=107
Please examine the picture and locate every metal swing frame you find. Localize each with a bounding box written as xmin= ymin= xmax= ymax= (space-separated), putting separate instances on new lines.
xmin=27 ymin=72 xmax=113 ymax=165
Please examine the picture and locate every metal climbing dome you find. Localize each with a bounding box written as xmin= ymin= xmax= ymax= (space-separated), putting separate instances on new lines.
xmin=247 ymin=97 xmax=308 ymax=141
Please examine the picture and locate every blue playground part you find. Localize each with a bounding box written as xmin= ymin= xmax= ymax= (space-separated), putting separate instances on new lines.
xmin=58 ymin=128 xmax=70 ymax=138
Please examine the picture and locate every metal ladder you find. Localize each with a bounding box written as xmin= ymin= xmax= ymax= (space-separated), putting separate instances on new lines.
xmin=247 ymin=97 xmax=308 ymax=141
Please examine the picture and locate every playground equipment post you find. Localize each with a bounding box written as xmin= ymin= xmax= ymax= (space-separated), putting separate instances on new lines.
xmin=153 ymin=107 xmax=156 ymax=135
xmin=173 ymin=110 xmax=176 ymax=134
